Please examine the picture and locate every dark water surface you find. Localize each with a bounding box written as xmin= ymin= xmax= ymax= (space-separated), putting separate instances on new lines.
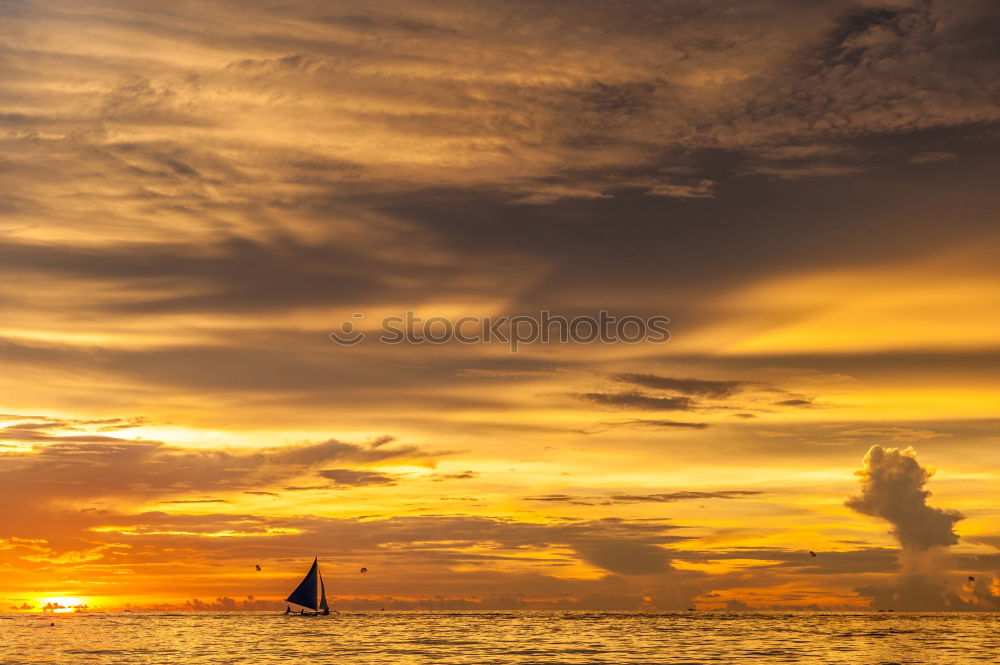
xmin=1 ymin=611 xmax=997 ymax=664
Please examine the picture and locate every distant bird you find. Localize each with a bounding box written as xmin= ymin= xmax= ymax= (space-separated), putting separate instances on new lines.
xmin=255 ymin=564 xmax=262 ymax=571
xmin=809 ymin=551 xmax=816 ymax=557
xmin=360 ymin=567 xmax=368 ymax=574
xmin=968 ymin=576 xmax=975 ymax=582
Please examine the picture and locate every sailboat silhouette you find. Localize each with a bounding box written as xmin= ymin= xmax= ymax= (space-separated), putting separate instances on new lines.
xmin=284 ymin=557 xmax=330 ymax=615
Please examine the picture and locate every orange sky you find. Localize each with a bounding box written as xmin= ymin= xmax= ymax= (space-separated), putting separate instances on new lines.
xmin=1 ymin=0 xmax=999 ymax=612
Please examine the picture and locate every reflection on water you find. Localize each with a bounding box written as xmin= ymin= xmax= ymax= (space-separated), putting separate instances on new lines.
xmin=1 ymin=611 xmax=998 ymax=664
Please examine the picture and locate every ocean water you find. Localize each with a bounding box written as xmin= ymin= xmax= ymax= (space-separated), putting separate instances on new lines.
xmin=1 ymin=611 xmax=997 ymax=664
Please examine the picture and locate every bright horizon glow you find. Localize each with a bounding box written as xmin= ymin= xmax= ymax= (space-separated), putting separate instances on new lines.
xmin=38 ymin=597 xmax=88 ymax=613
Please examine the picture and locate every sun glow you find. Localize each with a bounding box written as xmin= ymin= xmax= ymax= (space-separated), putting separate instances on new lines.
xmin=39 ymin=597 xmax=88 ymax=613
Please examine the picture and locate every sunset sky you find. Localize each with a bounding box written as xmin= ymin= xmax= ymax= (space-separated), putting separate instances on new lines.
xmin=2 ymin=0 xmax=999 ymax=612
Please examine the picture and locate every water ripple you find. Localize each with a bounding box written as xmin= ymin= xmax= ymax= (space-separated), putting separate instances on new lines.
xmin=1 ymin=611 xmax=998 ymax=664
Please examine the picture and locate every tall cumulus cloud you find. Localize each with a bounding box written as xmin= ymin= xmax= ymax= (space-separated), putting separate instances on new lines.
xmin=846 ymin=445 xmax=963 ymax=551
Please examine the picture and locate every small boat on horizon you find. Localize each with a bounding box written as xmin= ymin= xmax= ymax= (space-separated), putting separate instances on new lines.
xmin=283 ymin=557 xmax=330 ymax=616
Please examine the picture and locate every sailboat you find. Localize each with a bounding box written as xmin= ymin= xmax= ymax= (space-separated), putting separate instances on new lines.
xmin=284 ymin=557 xmax=330 ymax=616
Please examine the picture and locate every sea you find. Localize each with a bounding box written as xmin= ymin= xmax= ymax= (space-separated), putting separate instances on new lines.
xmin=0 ymin=611 xmax=997 ymax=664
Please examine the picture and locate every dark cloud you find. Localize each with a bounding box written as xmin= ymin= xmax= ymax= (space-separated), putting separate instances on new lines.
xmin=573 ymin=540 xmax=674 ymax=576
xmin=608 ymin=491 xmax=763 ymax=503
xmin=162 ymin=499 xmax=229 ymax=504
xmin=430 ymin=471 xmax=479 ymax=481
xmin=577 ymin=392 xmax=695 ymax=411
xmin=523 ymin=494 xmax=597 ymax=506
xmin=0 ymin=416 xmax=148 ymax=443
xmin=846 ymin=445 xmax=963 ymax=551
xmin=614 ymin=374 xmax=749 ymax=398
xmin=773 ymin=398 xmax=815 ymax=407
xmin=81 ymin=512 xmax=692 ymax=586
xmin=965 ymin=535 xmax=1000 ymax=551
xmin=613 ymin=419 xmax=710 ymax=429
xmin=524 ymin=491 xmax=762 ymax=506
xmin=965 ymin=576 xmax=1000 ymax=610
xmin=0 ymin=237 xmax=423 ymax=314
xmin=0 ymin=1 xmax=997 ymax=334
xmin=0 ymin=336 xmax=528 ymax=413
xmin=768 ymin=548 xmax=900 ymax=575
xmin=0 ymin=430 xmax=434 ymax=505
xmin=856 ymin=574 xmax=1000 ymax=612
xmin=317 ymin=469 xmax=397 ymax=487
